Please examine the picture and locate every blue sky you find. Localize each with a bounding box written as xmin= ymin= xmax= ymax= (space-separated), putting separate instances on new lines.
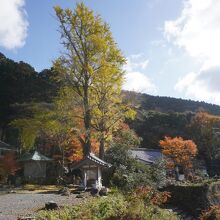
xmin=1 ymin=0 xmax=220 ymax=105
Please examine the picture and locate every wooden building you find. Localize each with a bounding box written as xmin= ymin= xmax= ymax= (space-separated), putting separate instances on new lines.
xmin=71 ymin=153 xmax=111 ymax=189
xmin=130 ymin=148 xmax=163 ymax=164
xmin=19 ymin=151 xmax=52 ymax=182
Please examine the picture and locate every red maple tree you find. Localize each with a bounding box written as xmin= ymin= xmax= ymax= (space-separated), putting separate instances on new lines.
xmin=159 ymin=136 xmax=197 ymax=172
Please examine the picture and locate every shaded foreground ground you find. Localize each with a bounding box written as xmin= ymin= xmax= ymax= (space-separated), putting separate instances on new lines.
xmin=0 ymin=193 xmax=80 ymax=220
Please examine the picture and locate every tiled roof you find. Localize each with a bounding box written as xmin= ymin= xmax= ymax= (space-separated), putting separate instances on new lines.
xmin=18 ymin=151 xmax=52 ymax=162
xmin=130 ymin=148 xmax=162 ymax=164
xmin=87 ymin=153 xmax=111 ymax=166
xmin=71 ymin=153 xmax=111 ymax=170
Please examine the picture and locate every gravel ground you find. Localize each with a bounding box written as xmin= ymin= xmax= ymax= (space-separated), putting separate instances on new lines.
xmin=0 ymin=193 xmax=80 ymax=220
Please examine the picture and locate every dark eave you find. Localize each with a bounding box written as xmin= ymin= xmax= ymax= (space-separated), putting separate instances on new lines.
xmin=71 ymin=153 xmax=111 ymax=170
xmin=0 ymin=140 xmax=17 ymax=151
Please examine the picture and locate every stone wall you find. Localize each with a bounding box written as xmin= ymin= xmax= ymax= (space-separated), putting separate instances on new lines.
xmin=165 ymin=180 xmax=220 ymax=217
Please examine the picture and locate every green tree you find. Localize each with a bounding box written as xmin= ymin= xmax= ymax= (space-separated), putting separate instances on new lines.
xmin=188 ymin=111 xmax=220 ymax=161
xmin=91 ymin=89 xmax=136 ymax=159
xmin=11 ymin=101 xmax=74 ymax=172
xmin=104 ymin=127 xmax=154 ymax=190
xmin=54 ymin=3 xmax=128 ymax=157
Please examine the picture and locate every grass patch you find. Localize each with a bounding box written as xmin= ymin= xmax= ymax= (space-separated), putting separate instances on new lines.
xmin=15 ymin=184 xmax=75 ymax=194
xmin=36 ymin=192 xmax=179 ymax=220
xmin=20 ymin=184 xmax=61 ymax=193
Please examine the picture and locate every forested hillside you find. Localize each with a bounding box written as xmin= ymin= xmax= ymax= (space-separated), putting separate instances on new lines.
xmin=124 ymin=91 xmax=220 ymax=149
xmin=0 ymin=53 xmax=59 ymax=144
xmin=1 ymin=52 xmax=220 ymax=151
xmin=124 ymin=91 xmax=220 ymax=115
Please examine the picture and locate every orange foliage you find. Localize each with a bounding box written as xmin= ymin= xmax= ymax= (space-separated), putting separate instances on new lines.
xmin=67 ymin=137 xmax=83 ymax=161
xmin=132 ymin=186 xmax=171 ymax=206
xmin=118 ymin=122 xmax=130 ymax=131
xmin=91 ymin=138 xmax=99 ymax=155
xmin=194 ymin=111 xmax=220 ymax=124
xmin=40 ymin=132 xmax=100 ymax=162
xmin=67 ymin=135 xmax=99 ymax=162
xmin=159 ymin=136 xmax=197 ymax=170
xmin=191 ymin=111 xmax=220 ymax=131
xmin=0 ymin=153 xmax=20 ymax=175
xmin=199 ymin=205 xmax=220 ymax=220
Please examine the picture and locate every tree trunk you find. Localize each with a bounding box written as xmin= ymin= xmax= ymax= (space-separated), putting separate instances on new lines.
xmin=84 ymin=115 xmax=91 ymax=156
xmin=62 ymin=146 xmax=65 ymax=175
xmin=83 ymin=85 xmax=91 ymax=157
xmin=99 ymin=134 xmax=105 ymax=160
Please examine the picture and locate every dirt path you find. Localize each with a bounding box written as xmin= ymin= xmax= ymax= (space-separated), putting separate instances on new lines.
xmin=0 ymin=193 xmax=80 ymax=220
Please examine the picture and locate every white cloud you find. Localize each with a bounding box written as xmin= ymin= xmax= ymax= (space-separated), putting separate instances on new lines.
xmin=0 ymin=0 xmax=28 ymax=49
xmin=164 ymin=0 xmax=220 ymax=104
xmin=123 ymin=71 xmax=157 ymax=94
xmin=175 ymin=65 xmax=220 ymax=104
xmin=164 ymin=0 xmax=220 ymax=62
xmin=125 ymin=54 xmax=149 ymax=72
xmin=150 ymin=39 xmax=166 ymax=48
xmin=123 ymin=54 xmax=157 ymax=94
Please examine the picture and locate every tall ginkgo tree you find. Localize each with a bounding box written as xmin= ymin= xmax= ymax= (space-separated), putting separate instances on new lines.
xmin=54 ymin=3 xmax=134 ymax=158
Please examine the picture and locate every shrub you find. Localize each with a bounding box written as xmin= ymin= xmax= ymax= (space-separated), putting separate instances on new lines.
xmin=37 ymin=192 xmax=179 ymax=220
xmin=130 ymin=186 xmax=170 ymax=206
xmin=105 ymin=138 xmax=156 ymax=191
xmin=37 ymin=193 xmax=127 ymax=220
xmin=165 ymin=180 xmax=220 ymax=217
xmin=36 ymin=207 xmax=75 ymax=220
xmin=84 ymin=193 xmax=128 ymax=219
xmin=0 ymin=152 xmax=20 ymax=180
xmin=150 ymin=159 xmax=167 ymax=188
xmin=124 ymin=205 xmax=179 ymax=220
xmin=199 ymin=205 xmax=220 ymax=220
xmin=110 ymin=162 xmax=153 ymax=191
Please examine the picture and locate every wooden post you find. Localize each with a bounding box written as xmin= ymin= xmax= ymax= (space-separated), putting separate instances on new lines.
xmin=175 ymin=165 xmax=179 ymax=181
xmin=83 ymin=169 xmax=87 ymax=187
xmin=97 ymin=167 xmax=102 ymax=188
